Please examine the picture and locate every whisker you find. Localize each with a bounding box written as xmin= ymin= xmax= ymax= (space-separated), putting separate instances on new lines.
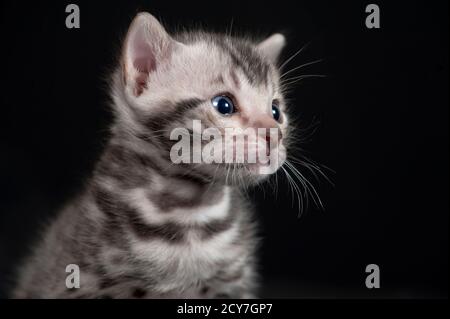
xmin=280 ymin=59 xmax=324 ymax=79
xmin=281 ymin=74 xmax=327 ymax=87
xmin=289 ymin=156 xmax=335 ymax=186
xmin=227 ymin=17 xmax=234 ymax=36
xmin=279 ymin=42 xmax=311 ymax=71
xmin=281 ymin=166 xmax=300 ymax=210
xmin=285 ymin=160 xmax=324 ymax=211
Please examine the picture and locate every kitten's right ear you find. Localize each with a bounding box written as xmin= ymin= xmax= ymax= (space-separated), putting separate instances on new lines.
xmin=257 ymin=33 xmax=286 ymax=63
xmin=122 ymin=12 xmax=176 ymax=97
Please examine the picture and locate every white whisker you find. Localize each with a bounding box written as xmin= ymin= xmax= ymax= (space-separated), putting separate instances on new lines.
xmin=279 ymin=42 xmax=311 ymax=71
xmin=280 ymin=59 xmax=323 ymax=79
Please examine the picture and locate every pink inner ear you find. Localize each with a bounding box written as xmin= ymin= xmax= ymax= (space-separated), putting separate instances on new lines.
xmin=129 ymin=27 xmax=156 ymax=95
xmin=134 ymin=72 xmax=149 ymax=96
xmin=132 ymin=44 xmax=156 ymax=74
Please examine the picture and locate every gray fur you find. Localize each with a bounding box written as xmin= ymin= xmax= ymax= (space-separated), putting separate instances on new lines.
xmin=13 ymin=12 xmax=288 ymax=299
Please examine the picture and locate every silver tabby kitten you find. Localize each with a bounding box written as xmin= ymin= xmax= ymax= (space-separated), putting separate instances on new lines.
xmin=13 ymin=12 xmax=290 ymax=298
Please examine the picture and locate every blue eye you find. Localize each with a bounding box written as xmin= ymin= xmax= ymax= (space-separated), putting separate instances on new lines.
xmin=272 ymin=104 xmax=281 ymax=122
xmin=212 ymin=95 xmax=235 ymax=115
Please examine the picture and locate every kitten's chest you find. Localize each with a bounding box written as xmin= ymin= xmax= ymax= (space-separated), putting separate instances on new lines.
xmin=127 ymin=189 xmax=246 ymax=291
xmin=133 ymin=226 xmax=243 ymax=292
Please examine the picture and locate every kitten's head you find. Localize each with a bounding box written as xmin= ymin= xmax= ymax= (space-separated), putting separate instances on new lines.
xmin=112 ymin=12 xmax=290 ymax=186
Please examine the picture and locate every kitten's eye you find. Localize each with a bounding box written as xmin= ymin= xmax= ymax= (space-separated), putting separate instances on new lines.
xmin=272 ymin=104 xmax=282 ymax=122
xmin=211 ymin=96 xmax=235 ymax=116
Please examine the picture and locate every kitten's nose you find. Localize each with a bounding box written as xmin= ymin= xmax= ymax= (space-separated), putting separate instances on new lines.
xmin=251 ymin=115 xmax=283 ymax=142
xmin=250 ymin=115 xmax=282 ymax=158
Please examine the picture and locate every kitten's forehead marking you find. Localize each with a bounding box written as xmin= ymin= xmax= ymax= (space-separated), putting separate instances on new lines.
xmin=229 ymin=70 xmax=241 ymax=90
xmin=213 ymin=75 xmax=225 ymax=85
xmin=219 ymin=39 xmax=270 ymax=87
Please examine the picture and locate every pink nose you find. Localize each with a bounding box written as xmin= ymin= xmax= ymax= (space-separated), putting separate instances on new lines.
xmin=251 ymin=115 xmax=283 ymax=142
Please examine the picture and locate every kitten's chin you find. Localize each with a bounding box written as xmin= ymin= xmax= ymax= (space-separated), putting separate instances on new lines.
xmin=247 ymin=149 xmax=287 ymax=180
xmin=223 ymin=160 xmax=286 ymax=186
xmin=170 ymin=151 xmax=286 ymax=181
xmin=181 ymin=150 xmax=286 ymax=186
xmin=246 ymin=161 xmax=284 ymax=181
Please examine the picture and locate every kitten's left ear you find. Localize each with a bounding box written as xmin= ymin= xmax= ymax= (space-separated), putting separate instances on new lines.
xmin=257 ymin=33 xmax=286 ymax=63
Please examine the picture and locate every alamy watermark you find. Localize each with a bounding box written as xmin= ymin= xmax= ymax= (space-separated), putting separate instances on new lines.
xmin=169 ymin=120 xmax=284 ymax=175
xmin=65 ymin=4 xmax=80 ymax=29
xmin=365 ymin=4 xmax=381 ymax=29
xmin=65 ymin=264 xmax=80 ymax=289
xmin=365 ymin=264 xmax=381 ymax=289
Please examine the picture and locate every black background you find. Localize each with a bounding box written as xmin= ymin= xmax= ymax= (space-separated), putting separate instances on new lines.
xmin=0 ymin=0 xmax=448 ymax=298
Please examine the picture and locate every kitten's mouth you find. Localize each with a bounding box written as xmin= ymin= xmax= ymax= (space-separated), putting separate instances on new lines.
xmin=228 ymin=145 xmax=285 ymax=177
xmin=247 ymin=158 xmax=284 ymax=175
xmin=168 ymin=123 xmax=285 ymax=177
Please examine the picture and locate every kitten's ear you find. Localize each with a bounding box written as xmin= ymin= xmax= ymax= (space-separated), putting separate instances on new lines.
xmin=257 ymin=33 xmax=286 ymax=63
xmin=122 ymin=12 xmax=177 ymax=96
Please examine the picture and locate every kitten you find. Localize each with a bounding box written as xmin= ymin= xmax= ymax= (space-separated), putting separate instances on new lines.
xmin=13 ymin=12 xmax=290 ymax=299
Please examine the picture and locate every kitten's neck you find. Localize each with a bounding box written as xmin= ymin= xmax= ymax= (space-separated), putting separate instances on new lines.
xmin=92 ymin=132 xmax=227 ymax=214
xmin=88 ymin=132 xmax=234 ymax=245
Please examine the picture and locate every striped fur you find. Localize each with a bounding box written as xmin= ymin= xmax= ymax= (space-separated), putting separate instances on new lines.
xmin=13 ymin=12 xmax=288 ymax=299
